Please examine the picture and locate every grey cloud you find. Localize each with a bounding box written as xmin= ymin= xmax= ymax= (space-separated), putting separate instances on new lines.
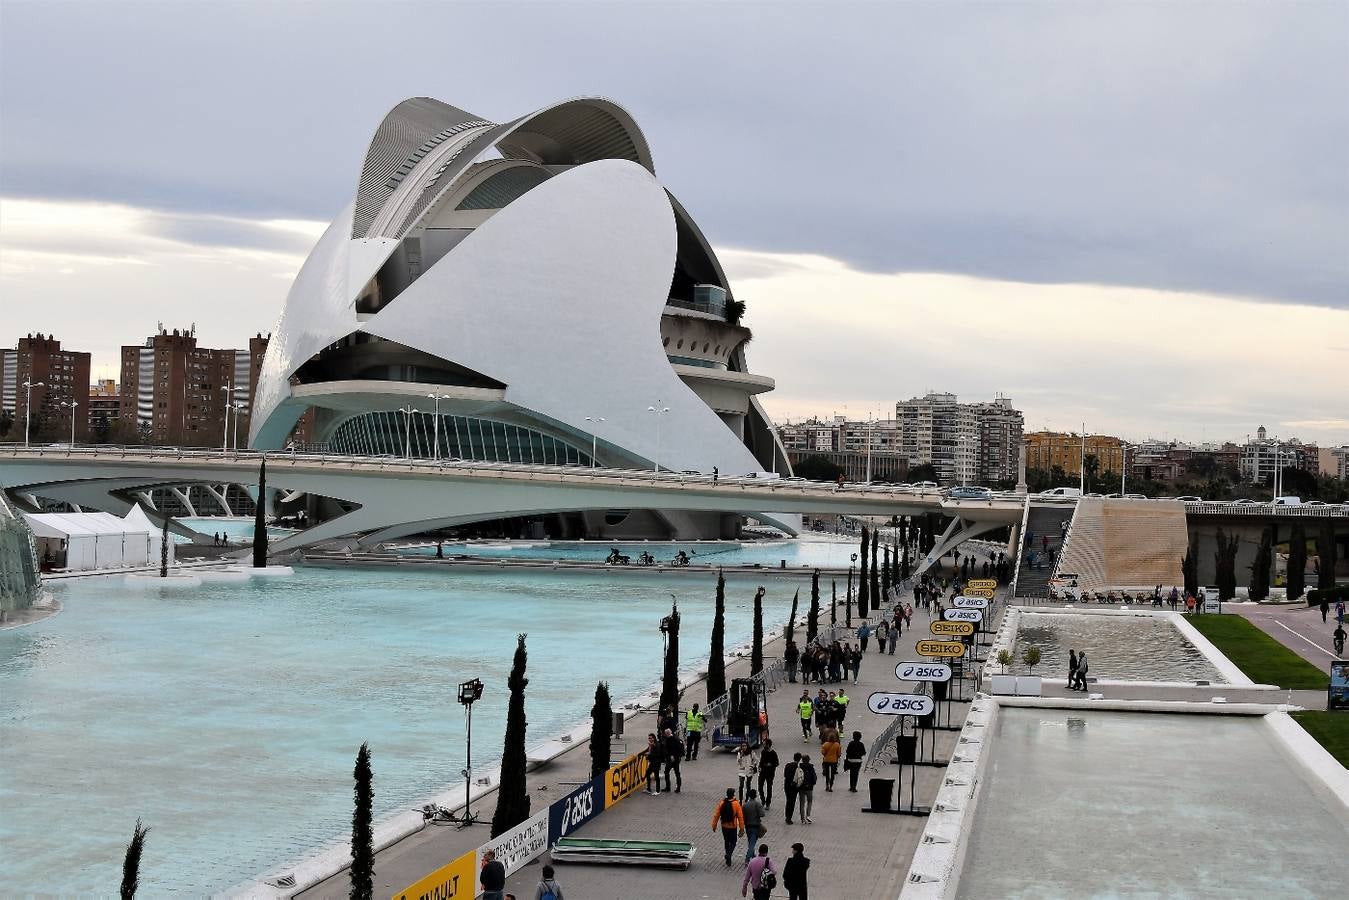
xmin=1 ymin=0 xmax=1346 ymax=308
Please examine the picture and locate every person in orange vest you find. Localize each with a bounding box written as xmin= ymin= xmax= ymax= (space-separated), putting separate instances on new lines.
xmin=711 ymin=787 xmax=745 ymax=866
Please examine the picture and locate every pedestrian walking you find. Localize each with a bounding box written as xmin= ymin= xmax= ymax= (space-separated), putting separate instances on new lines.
xmin=783 ymin=842 xmax=810 ymax=900
xmin=797 ymin=692 xmax=813 ymax=740
xmin=685 ymin=704 xmax=705 ymax=760
xmin=783 ymin=753 xmax=801 ymax=824
xmin=644 ymin=733 xmax=664 ymax=794
xmin=741 ymin=789 xmax=765 ymax=863
xmin=1076 ymin=651 xmax=1089 ymax=691
xmin=874 ymin=620 xmax=888 ymax=654
xmin=796 ymin=755 xmax=817 ymax=824
xmin=662 ymin=728 xmax=684 ymax=792
xmin=835 ymin=688 xmax=850 ymax=728
xmin=887 ymin=624 xmax=899 ymax=655
xmin=480 ymin=849 xmax=506 ymax=900
xmin=1068 ymin=649 xmax=1078 ymax=689
xmin=758 ymin=738 xmax=779 ymax=808
xmin=844 ymin=730 xmax=866 ymax=792
xmin=1321 ymin=597 xmax=1330 ymax=624
xmin=820 ymin=734 xmax=841 ymax=791
xmin=857 ymin=621 xmax=871 ymax=652
xmin=737 ymin=742 xmax=759 ymax=803
xmin=785 ymin=639 xmax=800 ymax=683
xmin=532 ymin=864 xmax=563 ymax=900
xmin=712 ymin=788 xmax=745 ymax=865
xmin=849 ymin=644 xmax=863 ymax=684
xmin=742 ymin=844 xmax=776 ymax=900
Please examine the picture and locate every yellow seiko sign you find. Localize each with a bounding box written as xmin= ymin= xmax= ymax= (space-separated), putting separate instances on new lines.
xmin=930 ymin=620 xmax=975 ymax=637
xmin=915 ymin=640 xmax=967 ymax=657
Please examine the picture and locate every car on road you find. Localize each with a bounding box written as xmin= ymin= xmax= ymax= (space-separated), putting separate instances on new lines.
xmin=913 ymin=481 xmax=938 ymax=490
xmin=1233 ymin=498 xmax=1259 ymax=505
xmin=1037 ymin=487 xmax=1082 ymax=499
xmin=1303 ymin=500 xmax=1328 ymax=507
xmin=1273 ymin=496 xmax=1302 ymax=506
xmin=1175 ymin=495 xmax=1202 ymax=502
xmin=948 ymin=486 xmax=993 ymax=500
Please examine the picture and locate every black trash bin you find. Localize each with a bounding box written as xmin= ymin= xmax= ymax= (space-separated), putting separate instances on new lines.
xmin=869 ymin=777 xmax=894 ymax=812
xmin=932 ymin=679 xmax=948 ymax=702
xmin=895 ymin=733 xmax=916 ymax=765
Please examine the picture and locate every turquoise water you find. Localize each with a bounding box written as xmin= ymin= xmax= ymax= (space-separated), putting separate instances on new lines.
xmin=0 ymin=565 xmax=804 ymax=895
xmin=173 ymin=516 xmax=295 ymax=544
xmin=401 ymin=537 xmax=863 ymax=569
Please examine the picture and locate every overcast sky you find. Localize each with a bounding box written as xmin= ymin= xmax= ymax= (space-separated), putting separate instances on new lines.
xmin=2 ymin=1 xmax=1346 ymax=444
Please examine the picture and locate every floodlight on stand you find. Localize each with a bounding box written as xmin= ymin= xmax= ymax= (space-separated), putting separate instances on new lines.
xmin=447 ymin=677 xmax=485 ymax=827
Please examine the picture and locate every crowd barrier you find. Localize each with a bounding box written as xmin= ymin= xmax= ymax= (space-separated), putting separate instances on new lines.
xmin=393 ymin=748 xmax=649 ymax=900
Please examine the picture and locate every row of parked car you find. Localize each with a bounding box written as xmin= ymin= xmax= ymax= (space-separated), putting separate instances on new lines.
xmin=1036 ymin=486 xmax=1342 ymax=507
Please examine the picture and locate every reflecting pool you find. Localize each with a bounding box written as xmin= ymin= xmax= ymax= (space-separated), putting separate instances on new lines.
xmin=0 ymin=564 xmax=800 ymax=895
xmin=1011 ymin=612 xmax=1222 ymax=682
xmin=398 ymin=536 xmax=862 ymax=569
xmin=958 ymin=708 xmax=1348 ymax=899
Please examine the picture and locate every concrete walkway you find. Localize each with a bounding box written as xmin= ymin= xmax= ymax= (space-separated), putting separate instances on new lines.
xmin=298 ymin=592 xmax=985 ymax=900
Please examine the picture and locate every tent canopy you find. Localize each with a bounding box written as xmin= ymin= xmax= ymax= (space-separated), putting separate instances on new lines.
xmin=22 ymin=507 xmax=169 ymax=572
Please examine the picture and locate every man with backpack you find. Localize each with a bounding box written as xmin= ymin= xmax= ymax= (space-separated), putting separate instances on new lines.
xmin=532 ymin=864 xmax=563 ymax=900
xmin=742 ymin=843 xmax=777 ymax=900
xmin=711 ymin=788 xmax=745 ymax=866
xmin=782 ymin=752 xmax=801 ymax=824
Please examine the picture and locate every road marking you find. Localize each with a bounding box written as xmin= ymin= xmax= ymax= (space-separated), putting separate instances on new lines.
xmin=1272 ymin=621 xmax=1335 ymax=659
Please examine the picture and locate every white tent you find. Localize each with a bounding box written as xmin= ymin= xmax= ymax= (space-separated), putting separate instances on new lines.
xmin=22 ymin=507 xmax=171 ymax=572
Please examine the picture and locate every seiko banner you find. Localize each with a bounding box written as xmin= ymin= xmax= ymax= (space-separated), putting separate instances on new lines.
xmin=549 ymin=777 xmax=602 ymax=843
xmin=604 ymin=749 xmax=649 ymax=808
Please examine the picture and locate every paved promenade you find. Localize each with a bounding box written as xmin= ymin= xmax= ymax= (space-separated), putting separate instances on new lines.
xmin=1232 ymin=602 xmax=1343 ymax=667
xmin=298 ymin=594 xmax=983 ymax=900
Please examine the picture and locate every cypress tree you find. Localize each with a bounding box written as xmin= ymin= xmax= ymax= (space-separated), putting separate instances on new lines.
xmin=1249 ymin=527 xmax=1272 ymax=602
xmin=1288 ymin=524 xmax=1307 ymax=602
xmin=807 ymin=570 xmax=820 ymax=644
xmin=901 ymin=543 xmax=911 ymax=581
xmin=830 ymin=580 xmax=837 ymax=626
xmin=751 ymin=587 xmax=765 ymax=676
xmin=491 ymin=634 xmax=530 ymax=837
xmin=706 ymin=570 xmax=727 ymax=703
xmin=121 ymin=819 xmax=149 ymax=900
xmin=858 ymin=526 xmax=870 ymax=616
xmin=880 ymin=545 xmax=891 ymax=604
xmin=1214 ymin=527 xmax=1239 ymax=601
xmin=659 ymin=599 xmax=681 ymax=715
xmin=158 ymin=516 xmax=170 ymax=578
xmin=1316 ymin=521 xmax=1337 ymax=591
xmin=590 ymin=682 xmax=612 ymax=780
xmin=252 ymin=457 xmax=268 ymax=568
xmin=870 ymin=528 xmax=881 ymax=610
xmin=786 ymin=588 xmax=800 ymax=643
xmin=1182 ymin=533 xmax=1199 ymax=598
xmin=350 ymin=742 xmax=374 ymax=899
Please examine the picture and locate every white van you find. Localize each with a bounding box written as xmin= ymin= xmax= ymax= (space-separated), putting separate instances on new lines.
xmin=1273 ymin=496 xmax=1302 ymax=506
xmin=1038 ymin=487 xmax=1083 ymax=499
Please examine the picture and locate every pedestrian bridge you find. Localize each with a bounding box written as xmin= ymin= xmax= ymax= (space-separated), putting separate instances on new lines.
xmin=0 ymin=446 xmax=1023 ymax=556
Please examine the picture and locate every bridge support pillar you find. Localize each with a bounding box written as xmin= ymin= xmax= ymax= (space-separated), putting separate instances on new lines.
xmin=916 ymin=517 xmax=1007 ymax=577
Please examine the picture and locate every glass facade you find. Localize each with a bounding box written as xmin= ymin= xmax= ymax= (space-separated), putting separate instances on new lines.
xmin=328 ymin=411 xmax=593 ymax=465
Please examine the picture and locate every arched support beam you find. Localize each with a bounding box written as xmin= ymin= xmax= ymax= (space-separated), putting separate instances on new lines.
xmin=915 ymin=517 xmax=1009 ymax=577
xmin=204 ymin=484 xmax=234 ymax=517
xmin=169 ymin=486 xmax=198 ymax=517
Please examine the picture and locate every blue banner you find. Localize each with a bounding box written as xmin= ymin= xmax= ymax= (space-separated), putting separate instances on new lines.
xmin=548 ymin=776 xmax=603 ymax=843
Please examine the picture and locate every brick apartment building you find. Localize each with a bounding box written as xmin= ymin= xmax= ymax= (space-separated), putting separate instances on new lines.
xmin=0 ymin=334 xmax=92 ymax=442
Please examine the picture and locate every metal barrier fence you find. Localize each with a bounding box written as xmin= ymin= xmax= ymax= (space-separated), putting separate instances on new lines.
xmin=863 ymin=682 xmax=931 ymax=771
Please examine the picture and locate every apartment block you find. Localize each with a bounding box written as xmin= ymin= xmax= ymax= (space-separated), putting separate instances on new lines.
xmin=0 ymin=334 xmax=92 ymax=442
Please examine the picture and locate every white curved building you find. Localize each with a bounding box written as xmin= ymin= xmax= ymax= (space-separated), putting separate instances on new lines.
xmin=250 ymin=96 xmax=791 ymax=538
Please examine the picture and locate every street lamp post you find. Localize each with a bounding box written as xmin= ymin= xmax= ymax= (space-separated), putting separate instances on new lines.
xmin=584 ymin=416 xmax=605 ymax=468
xmin=22 ymin=380 xmax=44 ymax=447
xmin=1121 ymin=444 xmax=1128 ymax=495
xmin=646 ymin=403 xmax=669 ymax=473
xmin=426 ymin=394 xmax=451 ymax=461
xmin=848 ymin=552 xmax=858 ymax=608
xmin=61 ymin=400 xmax=79 ymax=446
xmin=232 ymin=401 xmax=246 ymax=451
xmin=220 ymin=383 xmax=233 ymax=451
xmin=398 ymin=405 xmax=418 ymax=460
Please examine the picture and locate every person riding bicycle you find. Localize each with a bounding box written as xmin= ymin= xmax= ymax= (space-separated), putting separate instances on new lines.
xmin=1334 ymin=623 xmax=1346 ymax=657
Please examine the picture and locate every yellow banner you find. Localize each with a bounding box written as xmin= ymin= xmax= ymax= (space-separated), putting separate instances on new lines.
xmin=392 ymin=849 xmax=476 ymax=900
xmin=967 ymin=579 xmax=997 ymax=589
xmin=916 ymin=640 xmax=967 ymax=657
xmin=604 ymin=749 xmax=649 ymax=809
xmin=930 ymin=620 xmax=975 ymax=636
xmin=963 ymin=586 xmax=995 ymax=599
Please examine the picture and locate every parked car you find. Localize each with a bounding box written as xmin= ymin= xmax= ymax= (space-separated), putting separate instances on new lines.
xmin=948 ymin=486 xmax=993 ymax=500
xmin=1303 ymin=500 xmax=1328 ymax=507
xmin=1175 ymin=495 xmax=1202 ymax=502
xmin=1124 ymin=493 xmax=1146 ymax=500
xmin=1233 ymin=498 xmax=1259 ymax=505
xmin=1037 ymin=487 xmax=1082 ymax=498
xmin=913 ymin=481 xmax=938 ymax=490
xmin=1273 ymin=496 xmax=1302 ymax=506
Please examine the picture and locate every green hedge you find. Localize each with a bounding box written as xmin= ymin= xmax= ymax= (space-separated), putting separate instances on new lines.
xmin=1306 ymin=585 xmax=1349 ymax=607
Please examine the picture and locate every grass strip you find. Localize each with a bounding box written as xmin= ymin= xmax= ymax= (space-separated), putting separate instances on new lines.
xmin=1289 ymin=711 xmax=1349 ymax=768
xmin=1185 ymin=614 xmax=1328 ymax=689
